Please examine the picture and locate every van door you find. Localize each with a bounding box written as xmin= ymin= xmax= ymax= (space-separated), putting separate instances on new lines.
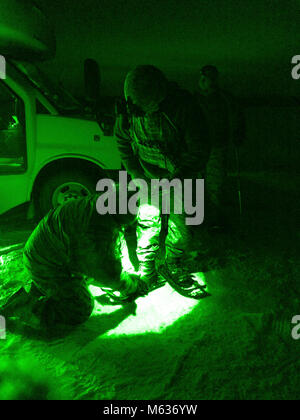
xmin=0 ymin=81 xmax=30 ymax=215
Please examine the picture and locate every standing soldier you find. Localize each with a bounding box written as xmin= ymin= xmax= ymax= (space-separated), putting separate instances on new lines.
xmin=115 ymin=65 xmax=210 ymax=298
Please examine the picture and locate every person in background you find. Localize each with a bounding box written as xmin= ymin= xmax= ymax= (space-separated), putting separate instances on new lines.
xmin=115 ymin=65 xmax=210 ymax=299
xmin=195 ymin=65 xmax=246 ymax=230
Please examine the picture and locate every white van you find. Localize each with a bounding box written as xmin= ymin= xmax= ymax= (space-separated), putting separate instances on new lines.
xmin=0 ymin=0 xmax=121 ymax=217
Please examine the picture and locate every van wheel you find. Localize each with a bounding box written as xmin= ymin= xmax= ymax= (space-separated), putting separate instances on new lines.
xmin=37 ymin=170 xmax=98 ymax=217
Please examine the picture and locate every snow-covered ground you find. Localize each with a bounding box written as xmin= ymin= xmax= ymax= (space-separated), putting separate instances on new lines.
xmin=0 ymin=174 xmax=299 ymax=400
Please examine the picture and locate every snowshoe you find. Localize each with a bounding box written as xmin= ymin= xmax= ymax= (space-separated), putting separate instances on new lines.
xmin=158 ymin=262 xmax=210 ymax=300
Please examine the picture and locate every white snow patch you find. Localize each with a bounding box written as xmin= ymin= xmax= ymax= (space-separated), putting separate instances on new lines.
xmin=88 ymin=273 xmax=206 ymax=337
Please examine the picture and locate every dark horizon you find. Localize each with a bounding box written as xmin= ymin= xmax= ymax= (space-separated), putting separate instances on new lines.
xmin=37 ymin=0 xmax=299 ymax=99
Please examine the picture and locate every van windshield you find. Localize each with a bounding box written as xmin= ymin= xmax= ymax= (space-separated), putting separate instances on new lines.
xmin=11 ymin=60 xmax=81 ymax=112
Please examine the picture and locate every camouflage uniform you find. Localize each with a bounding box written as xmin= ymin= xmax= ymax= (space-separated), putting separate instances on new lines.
xmin=115 ymin=85 xmax=210 ymax=269
xmin=195 ymin=90 xmax=245 ymax=225
xmin=23 ymin=196 xmax=126 ymax=328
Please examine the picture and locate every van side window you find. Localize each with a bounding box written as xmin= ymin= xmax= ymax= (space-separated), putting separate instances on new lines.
xmin=0 ymin=82 xmax=26 ymax=173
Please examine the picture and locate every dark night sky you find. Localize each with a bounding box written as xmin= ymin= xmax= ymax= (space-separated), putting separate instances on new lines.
xmin=38 ymin=0 xmax=300 ymax=98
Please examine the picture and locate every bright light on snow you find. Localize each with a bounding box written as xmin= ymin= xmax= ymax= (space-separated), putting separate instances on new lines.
xmin=88 ymin=272 xmax=206 ymax=337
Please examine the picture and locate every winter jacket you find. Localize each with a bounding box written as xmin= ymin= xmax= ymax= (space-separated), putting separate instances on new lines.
xmin=115 ymin=84 xmax=210 ymax=180
xmin=23 ymin=196 xmax=120 ymax=284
